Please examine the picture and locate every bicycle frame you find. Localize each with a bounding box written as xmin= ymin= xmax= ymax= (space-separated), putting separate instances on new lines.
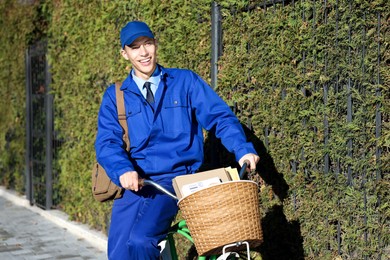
xmin=165 ymin=219 xmax=216 ymax=260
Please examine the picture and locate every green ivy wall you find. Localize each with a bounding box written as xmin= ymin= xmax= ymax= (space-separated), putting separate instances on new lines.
xmin=0 ymin=0 xmax=388 ymax=259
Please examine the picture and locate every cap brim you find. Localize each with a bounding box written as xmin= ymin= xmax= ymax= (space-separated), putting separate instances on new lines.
xmin=122 ymin=32 xmax=154 ymax=48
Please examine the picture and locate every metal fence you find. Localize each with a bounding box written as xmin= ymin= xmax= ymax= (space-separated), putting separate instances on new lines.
xmin=211 ymin=1 xmax=385 ymax=258
xmin=25 ymin=41 xmax=61 ymax=209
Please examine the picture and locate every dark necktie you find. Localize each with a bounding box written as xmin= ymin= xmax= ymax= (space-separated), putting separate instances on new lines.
xmin=143 ymin=82 xmax=154 ymax=104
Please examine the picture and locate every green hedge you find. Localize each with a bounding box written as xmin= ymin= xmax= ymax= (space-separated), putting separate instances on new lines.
xmin=0 ymin=0 xmax=388 ymax=259
xmin=0 ymin=0 xmax=40 ymax=192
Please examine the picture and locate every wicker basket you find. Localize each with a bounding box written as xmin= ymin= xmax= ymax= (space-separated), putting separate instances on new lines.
xmin=178 ymin=180 xmax=263 ymax=256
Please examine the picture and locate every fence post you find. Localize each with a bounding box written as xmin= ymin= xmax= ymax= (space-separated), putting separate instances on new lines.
xmin=45 ymin=56 xmax=53 ymax=210
xmin=207 ymin=1 xmax=223 ymax=168
xmin=211 ymin=1 xmax=222 ymax=90
xmin=25 ymin=48 xmax=33 ymax=206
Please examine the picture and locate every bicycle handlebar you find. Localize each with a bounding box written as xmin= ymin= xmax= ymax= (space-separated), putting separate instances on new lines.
xmin=140 ymin=179 xmax=178 ymax=200
xmin=140 ymin=162 xmax=250 ymax=201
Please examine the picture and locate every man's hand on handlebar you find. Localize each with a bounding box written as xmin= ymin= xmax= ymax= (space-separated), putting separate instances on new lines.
xmin=238 ymin=153 xmax=260 ymax=172
xmin=119 ymin=171 xmax=142 ymax=192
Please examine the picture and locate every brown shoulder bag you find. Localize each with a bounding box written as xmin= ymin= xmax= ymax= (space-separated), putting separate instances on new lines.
xmin=92 ymin=82 xmax=129 ymax=202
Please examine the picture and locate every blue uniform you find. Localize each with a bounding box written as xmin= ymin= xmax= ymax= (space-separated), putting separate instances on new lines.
xmin=95 ymin=65 xmax=257 ymax=259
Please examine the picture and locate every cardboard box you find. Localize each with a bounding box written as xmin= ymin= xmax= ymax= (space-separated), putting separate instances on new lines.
xmin=173 ymin=168 xmax=232 ymax=200
xmin=181 ymin=177 xmax=222 ymax=197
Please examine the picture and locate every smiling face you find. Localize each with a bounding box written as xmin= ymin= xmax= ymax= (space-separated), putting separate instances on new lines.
xmin=121 ymin=36 xmax=157 ymax=80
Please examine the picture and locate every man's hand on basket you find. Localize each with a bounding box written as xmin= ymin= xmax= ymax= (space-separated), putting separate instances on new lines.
xmin=239 ymin=153 xmax=259 ymax=173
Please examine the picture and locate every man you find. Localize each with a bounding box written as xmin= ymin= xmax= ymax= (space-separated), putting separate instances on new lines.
xmin=95 ymin=21 xmax=260 ymax=259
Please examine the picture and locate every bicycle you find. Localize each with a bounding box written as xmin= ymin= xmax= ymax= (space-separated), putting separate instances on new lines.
xmin=142 ymin=161 xmax=259 ymax=260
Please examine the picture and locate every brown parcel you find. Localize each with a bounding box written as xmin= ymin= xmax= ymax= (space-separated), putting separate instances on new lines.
xmin=172 ymin=168 xmax=232 ymax=200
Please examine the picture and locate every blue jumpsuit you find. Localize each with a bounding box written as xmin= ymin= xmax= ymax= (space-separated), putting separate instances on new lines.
xmin=95 ymin=65 xmax=257 ymax=259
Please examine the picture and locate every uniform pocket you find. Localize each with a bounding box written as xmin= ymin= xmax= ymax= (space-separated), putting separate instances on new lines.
xmin=126 ymin=103 xmax=141 ymax=117
xmin=125 ymin=103 xmax=147 ymax=145
xmin=164 ymin=95 xmax=188 ymax=108
xmin=162 ymin=95 xmax=191 ymax=133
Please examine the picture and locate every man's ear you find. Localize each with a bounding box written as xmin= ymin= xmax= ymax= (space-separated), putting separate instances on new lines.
xmin=120 ymin=48 xmax=129 ymax=60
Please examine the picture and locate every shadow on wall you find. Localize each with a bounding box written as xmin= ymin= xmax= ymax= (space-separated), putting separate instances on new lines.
xmin=202 ymin=124 xmax=305 ymax=260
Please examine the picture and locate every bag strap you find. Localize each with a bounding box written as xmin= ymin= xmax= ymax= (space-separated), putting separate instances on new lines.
xmin=115 ymin=82 xmax=130 ymax=152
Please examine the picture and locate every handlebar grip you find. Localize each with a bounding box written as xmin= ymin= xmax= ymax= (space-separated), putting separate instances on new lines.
xmin=239 ymin=160 xmax=250 ymax=180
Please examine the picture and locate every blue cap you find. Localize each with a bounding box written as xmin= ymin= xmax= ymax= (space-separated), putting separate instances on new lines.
xmin=120 ymin=21 xmax=154 ymax=48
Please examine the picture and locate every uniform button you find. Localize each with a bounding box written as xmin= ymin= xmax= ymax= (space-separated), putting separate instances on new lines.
xmin=174 ymin=100 xmax=178 ymax=105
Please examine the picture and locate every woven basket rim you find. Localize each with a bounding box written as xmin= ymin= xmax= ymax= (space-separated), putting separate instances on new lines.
xmin=177 ymin=180 xmax=258 ymax=204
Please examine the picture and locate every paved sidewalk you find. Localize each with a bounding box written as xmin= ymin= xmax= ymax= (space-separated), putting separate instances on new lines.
xmin=0 ymin=186 xmax=107 ymax=260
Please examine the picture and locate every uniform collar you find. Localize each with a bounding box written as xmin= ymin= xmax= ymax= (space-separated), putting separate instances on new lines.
xmin=120 ymin=64 xmax=169 ymax=92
